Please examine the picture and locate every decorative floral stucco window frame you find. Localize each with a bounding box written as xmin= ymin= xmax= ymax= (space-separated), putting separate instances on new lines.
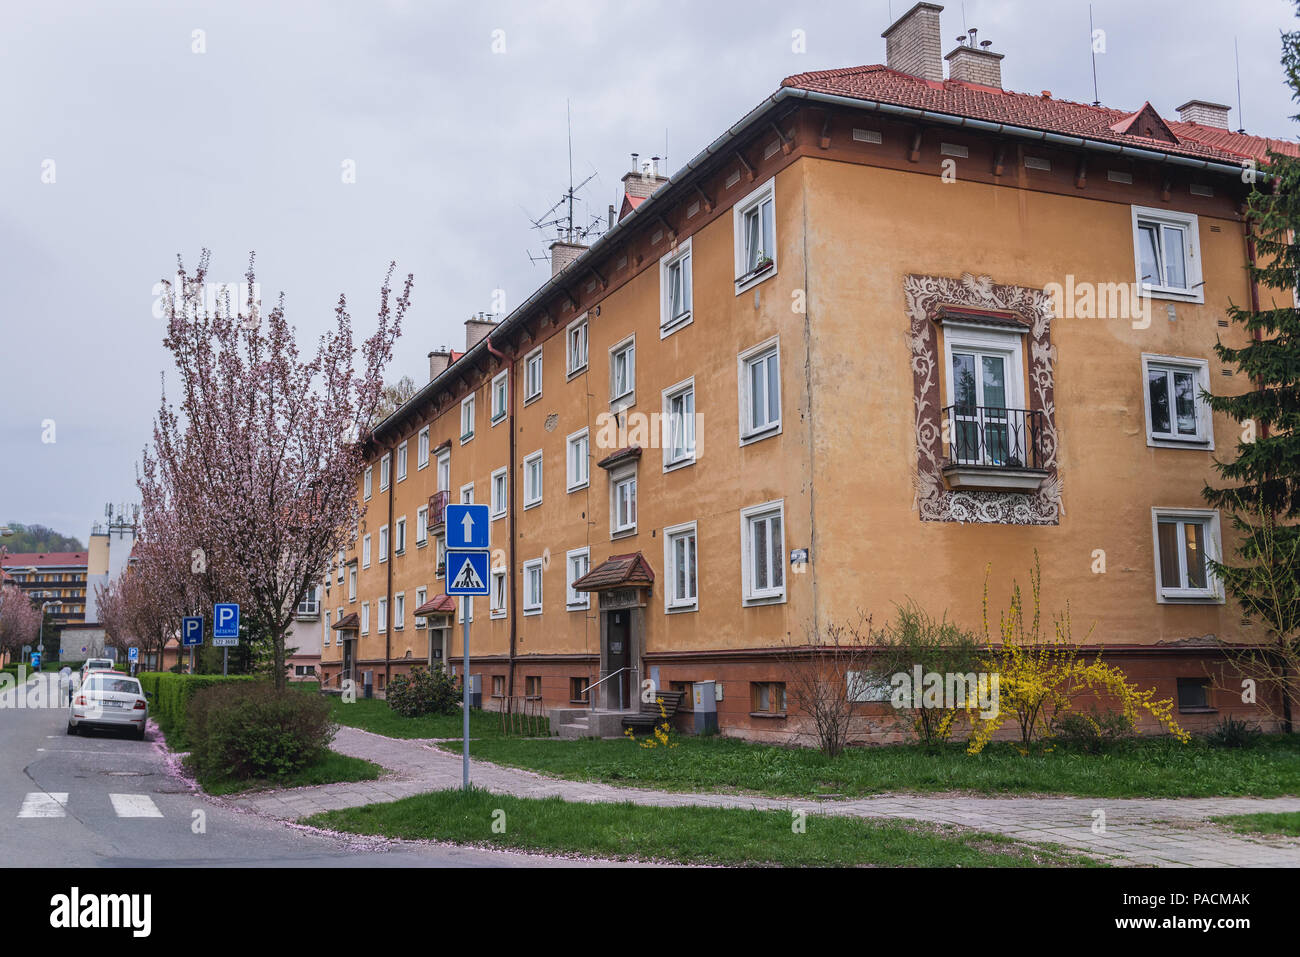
xmin=906 ymin=273 xmax=1061 ymax=525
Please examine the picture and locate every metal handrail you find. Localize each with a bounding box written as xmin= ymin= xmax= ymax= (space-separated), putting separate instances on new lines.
xmin=585 ymin=667 xmax=632 ymax=711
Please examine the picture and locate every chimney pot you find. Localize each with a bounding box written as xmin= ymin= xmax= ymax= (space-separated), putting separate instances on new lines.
xmin=427 ymin=348 xmax=453 ymax=383
xmin=549 ymin=239 xmax=588 ymax=277
xmin=1175 ymin=99 xmax=1232 ymax=130
xmin=944 ymin=33 xmax=1004 ymax=88
xmin=882 ymin=2 xmax=945 ymax=82
xmin=464 ymin=316 xmax=499 ymax=352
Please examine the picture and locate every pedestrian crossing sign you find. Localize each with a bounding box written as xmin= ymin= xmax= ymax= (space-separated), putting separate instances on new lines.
xmin=445 ymin=550 xmax=490 ymax=596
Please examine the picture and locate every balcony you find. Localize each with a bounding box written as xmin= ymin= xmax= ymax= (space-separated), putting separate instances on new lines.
xmin=427 ymin=490 xmax=448 ymax=530
xmin=941 ymin=405 xmax=1048 ymax=492
xmin=296 ymin=599 xmax=320 ymax=619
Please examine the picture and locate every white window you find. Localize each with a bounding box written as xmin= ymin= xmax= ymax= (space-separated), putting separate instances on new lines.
xmin=1142 ymin=354 xmax=1212 ymax=448
xmin=1132 ymin=205 xmax=1203 ymax=302
xmin=460 ymin=394 xmax=475 ymax=443
xmin=734 ymin=177 xmax=776 ymax=293
xmin=363 ymin=467 xmax=373 ymax=501
xmin=738 ymin=338 xmax=782 ymax=443
xmin=566 ymin=547 xmax=590 ymax=609
xmin=436 ymin=535 xmax=446 ymax=579
xmin=396 ymin=442 xmax=407 ymax=482
xmin=417 ymin=427 xmax=430 ymax=469
xmin=663 ymin=377 xmax=696 ymax=469
xmin=337 ymin=550 xmax=345 ymax=582
xmin=1151 ymin=508 xmax=1223 ymax=603
xmin=611 ymin=467 xmax=637 ymax=535
xmin=414 ymin=587 xmax=427 ymax=628
xmin=566 ymin=315 xmax=588 ymax=376
xmin=610 ymin=336 xmax=635 ymax=407
xmin=378 ymin=525 xmax=389 ymax=563
xmin=394 ymin=516 xmax=407 ymax=555
xmin=942 ymin=324 xmax=1027 ymax=467
xmin=361 ymin=601 xmax=370 ymax=635
xmin=348 ymin=566 xmax=357 ymax=602
xmin=567 ymin=428 xmax=590 ymax=491
xmin=490 ymin=568 xmax=507 ymax=618
xmin=460 ymin=482 xmax=474 ymax=505
xmin=523 ymin=450 xmax=543 ymax=508
xmin=491 ymin=466 xmax=509 ymax=519
xmin=523 ymin=558 xmax=544 ymax=615
xmin=660 ymin=239 xmax=693 ymax=335
xmin=664 ymin=521 xmax=698 ymax=612
xmin=491 ymin=370 xmax=509 ymax=424
xmin=394 ymin=592 xmax=405 ymax=631
xmin=416 ymin=505 xmax=428 ymax=545
xmin=524 ymin=346 xmax=543 ymax=402
xmin=437 ymin=450 xmax=450 ymax=492
xmin=459 ymin=595 xmax=473 ymax=624
xmin=741 ymin=500 xmax=786 ymax=604
xmin=362 ymin=534 xmax=372 ymax=569
xmin=377 ymin=596 xmax=387 ymax=633
xmin=380 ymin=453 xmax=391 ymax=491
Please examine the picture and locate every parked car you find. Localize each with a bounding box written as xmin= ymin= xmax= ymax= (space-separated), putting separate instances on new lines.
xmin=79 ymin=657 xmax=116 ymax=685
xmin=67 ymin=673 xmax=148 ymax=739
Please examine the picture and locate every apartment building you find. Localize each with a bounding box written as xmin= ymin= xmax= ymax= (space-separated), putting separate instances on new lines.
xmin=0 ymin=552 xmax=89 ymax=626
xmin=320 ymin=2 xmax=1295 ymax=741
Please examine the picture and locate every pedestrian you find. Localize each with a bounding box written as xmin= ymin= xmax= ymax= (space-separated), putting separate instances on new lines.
xmin=58 ymin=665 xmax=72 ymax=706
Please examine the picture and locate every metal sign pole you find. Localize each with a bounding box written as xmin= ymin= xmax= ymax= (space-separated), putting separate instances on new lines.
xmin=223 ymin=647 xmax=228 ymax=677
xmin=462 ymin=597 xmax=470 ymax=792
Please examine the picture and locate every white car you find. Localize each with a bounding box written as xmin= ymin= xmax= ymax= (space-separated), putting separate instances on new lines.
xmin=80 ymin=657 xmax=116 ymax=685
xmin=67 ymin=673 xmax=149 ymax=739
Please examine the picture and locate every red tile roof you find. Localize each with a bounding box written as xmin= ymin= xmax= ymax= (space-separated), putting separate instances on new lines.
xmin=781 ymin=65 xmax=1300 ymax=165
xmin=572 ymin=552 xmax=655 ymax=592
xmin=414 ymin=594 xmax=457 ymax=616
xmin=1 ymin=552 xmax=88 ymax=568
xmin=332 ymin=612 xmax=360 ymax=630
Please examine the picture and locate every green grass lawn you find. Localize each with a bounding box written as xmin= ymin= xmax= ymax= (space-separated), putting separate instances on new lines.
xmin=194 ymin=749 xmax=384 ymax=796
xmin=1210 ymin=811 xmax=1300 ymax=837
xmin=301 ymin=787 xmax=1103 ymax=867
xmin=438 ymin=732 xmax=1300 ymax=799
xmin=324 ymin=693 xmax=546 ymax=739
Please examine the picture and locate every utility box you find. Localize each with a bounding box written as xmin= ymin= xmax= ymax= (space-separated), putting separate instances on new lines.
xmin=467 ymin=673 xmax=482 ymax=709
xmin=363 ymin=670 xmax=373 ymax=699
xmin=691 ymin=680 xmax=718 ymax=735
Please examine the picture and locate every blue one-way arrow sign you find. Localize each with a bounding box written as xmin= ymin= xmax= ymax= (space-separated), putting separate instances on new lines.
xmin=182 ymin=617 xmax=203 ymax=647
xmin=445 ymin=503 xmax=490 ymax=550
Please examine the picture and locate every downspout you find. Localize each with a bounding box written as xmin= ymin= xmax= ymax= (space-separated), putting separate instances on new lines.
xmin=485 ymin=335 xmax=518 ymax=699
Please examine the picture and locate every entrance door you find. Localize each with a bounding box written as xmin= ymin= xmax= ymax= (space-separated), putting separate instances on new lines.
xmin=342 ymin=637 xmax=355 ymax=685
xmin=606 ymin=611 xmax=630 ymax=710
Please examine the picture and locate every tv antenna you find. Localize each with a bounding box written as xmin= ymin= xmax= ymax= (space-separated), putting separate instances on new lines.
xmin=1089 ymin=4 xmax=1101 ymax=107
xmin=526 ymin=99 xmax=607 ymax=267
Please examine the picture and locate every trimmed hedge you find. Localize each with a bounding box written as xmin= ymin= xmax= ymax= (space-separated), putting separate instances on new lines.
xmin=138 ymin=672 xmax=258 ymax=745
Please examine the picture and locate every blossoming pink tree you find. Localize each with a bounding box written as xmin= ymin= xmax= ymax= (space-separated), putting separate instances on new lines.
xmin=141 ymin=250 xmax=410 ymax=689
xmin=0 ymin=583 xmax=43 ymax=664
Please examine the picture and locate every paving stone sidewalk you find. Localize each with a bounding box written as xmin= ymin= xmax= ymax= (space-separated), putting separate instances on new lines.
xmin=221 ymin=727 xmax=1300 ymax=867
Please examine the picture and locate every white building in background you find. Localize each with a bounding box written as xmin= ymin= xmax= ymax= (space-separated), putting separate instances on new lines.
xmin=84 ymin=503 xmax=137 ymax=626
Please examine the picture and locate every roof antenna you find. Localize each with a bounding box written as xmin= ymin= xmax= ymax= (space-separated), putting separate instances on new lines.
xmin=1234 ymin=37 xmax=1246 ymax=133
xmin=1089 ymin=4 xmax=1101 ymax=107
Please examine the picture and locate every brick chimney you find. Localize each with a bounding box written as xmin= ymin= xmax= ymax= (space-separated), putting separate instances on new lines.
xmin=618 ymin=153 xmax=669 ymax=222
xmin=945 ymin=31 xmax=1003 ymax=88
xmin=549 ymin=240 xmax=587 ymax=276
xmin=427 ymin=348 xmax=453 ymax=382
xmin=882 ymin=2 xmax=944 ymax=82
xmin=464 ymin=314 xmax=498 ymax=351
xmin=1175 ymin=99 xmax=1231 ymax=130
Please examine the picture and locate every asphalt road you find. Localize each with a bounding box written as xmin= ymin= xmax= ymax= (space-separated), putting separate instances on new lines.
xmin=0 ymin=674 xmax=583 ymax=868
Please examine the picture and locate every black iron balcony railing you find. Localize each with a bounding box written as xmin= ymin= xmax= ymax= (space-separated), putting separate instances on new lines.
xmin=942 ymin=405 xmax=1045 ymax=470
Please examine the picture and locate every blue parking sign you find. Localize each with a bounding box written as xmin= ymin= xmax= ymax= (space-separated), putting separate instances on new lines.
xmin=445 ymin=550 xmax=490 ymax=596
xmin=128 ymin=647 xmax=139 ymax=661
xmin=182 ymin=616 xmax=203 ymax=647
xmin=214 ymin=603 xmax=240 ymax=639
xmin=445 ymin=504 xmax=490 ymax=550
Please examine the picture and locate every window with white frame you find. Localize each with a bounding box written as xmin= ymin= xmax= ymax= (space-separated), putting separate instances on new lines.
xmin=567 ymin=428 xmax=590 ymax=491
xmin=1151 ymin=508 xmax=1222 ymax=602
xmin=396 ymin=442 xmax=407 ymax=482
xmin=361 ymin=601 xmax=370 ymax=635
xmin=566 ymin=548 xmax=590 ymax=609
xmin=378 ymin=525 xmax=389 ymax=563
xmin=436 ymin=535 xmax=446 ymax=578
xmin=1132 ymin=205 xmax=1203 ymax=302
xmin=362 ymin=534 xmax=372 ymax=568
xmin=664 ymin=522 xmax=698 ymax=611
xmin=417 ymin=427 xmax=430 ymax=469
xmin=377 ymin=597 xmax=387 ymax=632
xmin=348 ymin=566 xmax=357 ymax=601
xmin=460 ymin=394 xmax=475 ymax=442
xmin=491 ymin=370 xmax=509 ymax=424
xmin=734 ymin=178 xmax=776 ymax=292
xmin=414 ymin=586 xmax=427 ymax=628
xmin=566 ymin=315 xmax=588 ymax=375
xmin=1142 ymin=354 xmax=1212 ymax=448
xmin=491 ymin=467 xmax=508 ymax=519
xmin=610 ymin=336 xmax=635 ymax=406
xmin=610 ymin=466 xmax=637 ymax=535
xmin=738 ymin=338 xmax=781 ymax=443
xmin=942 ymin=324 xmax=1026 ymax=467
xmin=337 ymin=550 xmax=345 ymax=582
xmin=416 ymin=505 xmax=428 ymax=545
xmin=380 ymin=453 xmax=391 ymax=491
xmin=460 ymin=483 xmax=474 ymax=505
xmin=524 ymin=346 xmax=543 ymax=402
xmin=741 ymin=500 xmax=786 ymax=604
xmin=661 ymin=240 xmax=693 ymax=334
xmin=523 ymin=558 xmax=543 ymax=615
xmin=394 ymin=516 xmax=406 ymax=554
xmin=663 ymin=377 xmax=696 ymax=469
xmin=437 ymin=449 xmax=450 ymax=491
xmin=393 ymin=592 xmax=404 ymax=630
xmin=490 ymin=568 xmax=507 ymax=618
xmin=363 ymin=467 xmax=372 ymax=501
xmin=523 ymin=450 xmax=543 ymax=508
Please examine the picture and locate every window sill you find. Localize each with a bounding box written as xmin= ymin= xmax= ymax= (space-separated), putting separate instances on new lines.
xmin=416 ymin=540 xmax=428 ymax=549
xmin=567 ymin=482 xmax=590 ymax=494
xmin=1178 ymin=706 xmax=1217 ymax=714
xmin=524 ymin=392 xmax=542 ymax=406
xmin=659 ymin=314 xmax=693 ymax=339
xmin=666 ymin=602 xmax=698 ymax=614
xmin=566 ymin=364 xmax=588 ymax=382
xmin=523 ymin=608 xmax=542 ymax=617
xmin=739 ymin=424 xmax=781 ymax=447
xmin=490 ymin=611 xmax=507 ymax=620
xmin=491 ymin=414 xmax=506 ymax=427
xmin=491 ymin=512 xmax=507 ymax=522
xmin=663 ymin=456 xmax=695 ymax=474
xmin=942 ymin=465 xmax=1049 ymax=492
xmin=1147 ymin=436 xmax=1213 ymax=451
xmin=566 ymin=602 xmax=590 ymax=612
xmin=417 ymin=462 xmax=428 ymax=471
xmin=1157 ymin=592 xmax=1223 ymax=605
xmin=610 ymin=393 xmax=635 ymax=412
xmin=749 ymin=711 xmax=787 ymax=720
xmin=742 ymin=592 xmax=787 ymax=608
xmin=611 ymin=527 xmax=637 ymax=541
xmin=734 ymin=263 xmax=775 ymax=295
xmin=1140 ymin=284 xmax=1205 ymax=305
xmin=459 ymin=434 xmax=474 ymax=445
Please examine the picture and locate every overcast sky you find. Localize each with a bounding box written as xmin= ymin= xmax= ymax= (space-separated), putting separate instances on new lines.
xmin=3 ymin=0 xmax=1298 ymax=541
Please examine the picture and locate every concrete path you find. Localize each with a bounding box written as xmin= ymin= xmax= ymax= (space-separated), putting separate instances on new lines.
xmin=221 ymin=726 xmax=1300 ymax=867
